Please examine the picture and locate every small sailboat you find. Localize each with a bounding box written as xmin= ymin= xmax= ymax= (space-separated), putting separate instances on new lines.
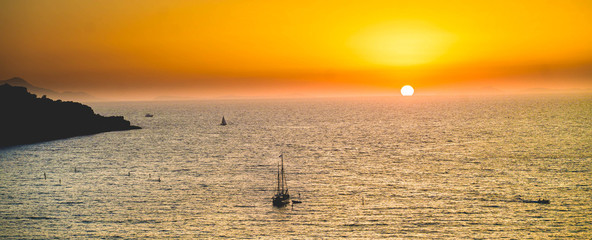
xmin=220 ymin=116 xmax=227 ymax=126
xmin=272 ymin=154 xmax=290 ymax=207
xmin=521 ymin=198 xmax=550 ymax=204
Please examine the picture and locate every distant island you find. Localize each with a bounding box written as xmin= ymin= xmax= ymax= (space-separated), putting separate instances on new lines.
xmin=0 ymin=77 xmax=99 ymax=102
xmin=0 ymin=84 xmax=140 ymax=148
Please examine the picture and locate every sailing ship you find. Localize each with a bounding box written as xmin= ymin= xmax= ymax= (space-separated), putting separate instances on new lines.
xmin=272 ymin=154 xmax=290 ymax=207
xmin=220 ymin=116 xmax=227 ymax=126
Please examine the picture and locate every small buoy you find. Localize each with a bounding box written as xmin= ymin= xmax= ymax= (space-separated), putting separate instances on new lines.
xmin=157 ymin=177 xmax=161 ymax=182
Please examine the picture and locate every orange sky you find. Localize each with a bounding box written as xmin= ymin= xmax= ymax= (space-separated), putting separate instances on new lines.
xmin=1 ymin=0 xmax=591 ymax=99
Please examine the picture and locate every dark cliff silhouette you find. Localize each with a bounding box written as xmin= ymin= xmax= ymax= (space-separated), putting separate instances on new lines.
xmin=0 ymin=84 xmax=140 ymax=148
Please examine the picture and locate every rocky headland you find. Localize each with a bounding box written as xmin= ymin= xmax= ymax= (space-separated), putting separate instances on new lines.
xmin=0 ymin=84 xmax=140 ymax=148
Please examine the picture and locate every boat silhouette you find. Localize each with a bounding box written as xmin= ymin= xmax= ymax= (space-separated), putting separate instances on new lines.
xmin=522 ymin=199 xmax=550 ymax=204
xmin=272 ymin=154 xmax=290 ymax=207
xmin=220 ymin=116 xmax=227 ymax=126
xmin=516 ymin=197 xmax=550 ymax=204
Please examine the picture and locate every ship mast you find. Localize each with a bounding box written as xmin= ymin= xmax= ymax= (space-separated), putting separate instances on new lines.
xmin=280 ymin=154 xmax=288 ymax=194
xmin=277 ymin=162 xmax=281 ymax=194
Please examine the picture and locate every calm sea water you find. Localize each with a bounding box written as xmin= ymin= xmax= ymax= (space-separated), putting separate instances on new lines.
xmin=1 ymin=95 xmax=591 ymax=239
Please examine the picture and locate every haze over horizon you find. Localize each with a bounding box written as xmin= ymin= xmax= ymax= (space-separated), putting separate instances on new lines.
xmin=1 ymin=0 xmax=591 ymax=100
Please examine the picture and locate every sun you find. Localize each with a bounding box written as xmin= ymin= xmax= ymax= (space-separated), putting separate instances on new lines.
xmin=401 ymin=85 xmax=414 ymax=96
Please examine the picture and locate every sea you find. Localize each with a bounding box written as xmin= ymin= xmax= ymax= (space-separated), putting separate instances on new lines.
xmin=1 ymin=94 xmax=591 ymax=239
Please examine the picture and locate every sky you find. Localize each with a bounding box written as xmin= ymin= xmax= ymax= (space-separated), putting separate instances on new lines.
xmin=1 ymin=0 xmax=592 ymax=99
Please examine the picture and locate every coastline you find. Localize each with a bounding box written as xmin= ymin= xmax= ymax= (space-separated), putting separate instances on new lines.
xmin=0 ymin=84 xmax=140 ymax=148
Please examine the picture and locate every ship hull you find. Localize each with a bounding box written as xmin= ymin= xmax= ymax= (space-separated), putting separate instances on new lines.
xmin=272 ymin=194 xmax=290 ymax=207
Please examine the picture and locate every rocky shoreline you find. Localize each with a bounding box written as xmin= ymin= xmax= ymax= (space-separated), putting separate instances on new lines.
xmin=0 ymin=84 xmax=140 ymax=148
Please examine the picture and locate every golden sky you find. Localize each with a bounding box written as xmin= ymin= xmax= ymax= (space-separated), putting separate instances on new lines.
xmin=1 ymin=0 xmax=591 ymax=99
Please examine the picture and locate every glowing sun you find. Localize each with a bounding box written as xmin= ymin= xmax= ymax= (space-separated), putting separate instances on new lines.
xmin=401 ymin=85 xmax=414 ymax=96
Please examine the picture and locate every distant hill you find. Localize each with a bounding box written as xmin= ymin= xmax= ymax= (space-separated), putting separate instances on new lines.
xmin=0 ymin=84 xmax=140 ymax=148
xmin=0 ymin=77 xmax=99 ymax=102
